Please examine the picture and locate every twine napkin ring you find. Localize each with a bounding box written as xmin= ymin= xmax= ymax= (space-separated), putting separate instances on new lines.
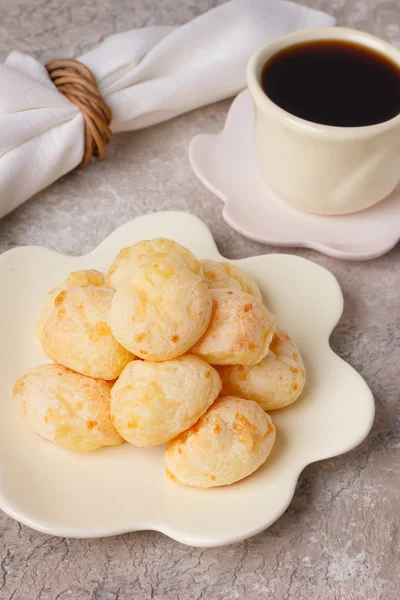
xmin=45 ymin=59 xmax=112 ymax=169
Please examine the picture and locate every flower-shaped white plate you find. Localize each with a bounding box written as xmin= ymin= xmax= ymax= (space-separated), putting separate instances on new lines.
xmin=189 ymin=91 xmax=400 ymax=260
xmin=0 ymin=212 xmax=374 ymax=547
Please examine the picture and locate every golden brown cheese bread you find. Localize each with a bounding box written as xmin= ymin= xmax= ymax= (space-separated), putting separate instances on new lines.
xmin=13 ymin=364 xmax=123 ymax=451
xmin=36 ymin=269 xmax=105 ymax=339
xmin=165 ymin=396 xmax=276 ymax=487
xmin=190 ymin=288 xmax=276 ymax=365
xmin=218 ymin=328 xmax=306 ymax=410
xmin=41 ymin=286 xmax=133 ymax=380
xmin=108 ymin=254 xmax=212 ymax=361
xmin=201 ymin=259 xmax=262 ymax=301
xmin=110 ymin=355 xmax=221 ymax=447
xmin=107 ymin=238 xmax=203 ymax=289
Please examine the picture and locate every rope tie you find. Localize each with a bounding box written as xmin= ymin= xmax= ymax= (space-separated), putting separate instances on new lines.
xmin=45 ymin=59 xmax=112 ymax=169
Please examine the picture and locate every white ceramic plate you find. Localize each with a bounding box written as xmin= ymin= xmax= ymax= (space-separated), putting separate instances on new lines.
xmin=189 ymin=91 xmax=400 ymax=260
xmin=0 ymin=212 xmax=374 ymax=547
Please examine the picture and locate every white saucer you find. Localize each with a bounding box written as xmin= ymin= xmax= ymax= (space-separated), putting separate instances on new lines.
xmin=189 ymin=91 xmax=400 ymax=261
xmin=0 ymin=212 xmax=374 ymax=546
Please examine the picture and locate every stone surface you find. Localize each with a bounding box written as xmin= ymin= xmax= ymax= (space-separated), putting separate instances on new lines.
xmin=0 ymin=1 xmax=399 ymax=598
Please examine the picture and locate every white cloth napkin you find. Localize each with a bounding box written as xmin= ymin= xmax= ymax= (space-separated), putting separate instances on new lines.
xmin=0 ymin=0 xmax=335 ymax=219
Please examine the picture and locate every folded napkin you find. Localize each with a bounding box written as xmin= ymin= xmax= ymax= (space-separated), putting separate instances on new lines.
xmin=0 ymin=0 xmax=335 ymax=219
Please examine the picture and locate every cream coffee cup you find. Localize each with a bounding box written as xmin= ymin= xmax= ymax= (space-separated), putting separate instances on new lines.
xmin=247 ymin=27 xmax=400 ymax=215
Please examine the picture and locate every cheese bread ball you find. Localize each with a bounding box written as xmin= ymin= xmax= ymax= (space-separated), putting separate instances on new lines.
xmin=218 ymin=328 xmax=306 ymax=411
xmin=41 ymin=286 xmax=133 ymax=380
xmin=190 ymin=289 xmax=276 ymax=366
xmin=13 ymin=364 xmax=123 ymax=451
xmin=108 ymin=255 xmax=212 ymax=361
xmin=165 ymin=396 xmax=276 ymax=487
xmin=110 ymin=355 xmax=221 ymax=447
xmin=36 ymin=269 xmax=105 ymax=339
xmin=201 ymin=260 xmax=262 ymax=301
xmin=107 ymin=238 xmax=203 ymax=289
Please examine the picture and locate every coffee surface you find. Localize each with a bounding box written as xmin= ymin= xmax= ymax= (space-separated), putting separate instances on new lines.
xmin=261 ymin=40 xmax=400 ymax=127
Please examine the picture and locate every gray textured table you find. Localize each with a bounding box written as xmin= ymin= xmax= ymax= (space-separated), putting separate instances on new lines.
xmin=1 ymin=1 xmax=399 ymax=599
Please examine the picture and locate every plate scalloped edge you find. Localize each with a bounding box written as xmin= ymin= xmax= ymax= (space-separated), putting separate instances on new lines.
xmin=0 ymin=211 xmax=375 ymax=547
xmin=189 ymin=90 xmax=400 ymax=261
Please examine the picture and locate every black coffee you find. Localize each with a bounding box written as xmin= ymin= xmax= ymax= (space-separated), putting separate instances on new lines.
xmin=261 ymin=39 xmax=400 ymax=127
